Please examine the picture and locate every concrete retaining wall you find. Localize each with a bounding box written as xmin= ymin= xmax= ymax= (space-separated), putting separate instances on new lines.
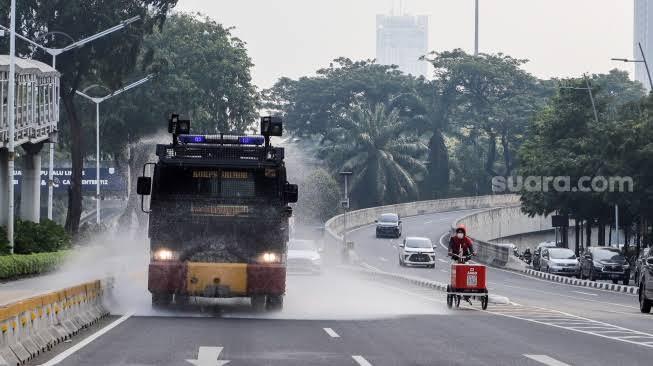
xmin=0 ymin=279 xmax=111 ymax=366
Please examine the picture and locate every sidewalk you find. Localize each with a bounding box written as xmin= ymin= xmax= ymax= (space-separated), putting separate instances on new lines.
xmin=0 ymin=232 xmax=148 ymax=306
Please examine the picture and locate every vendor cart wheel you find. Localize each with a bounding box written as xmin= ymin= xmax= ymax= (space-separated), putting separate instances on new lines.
xmin=481 ymin=296 xmax=488 ymax=310
xmin=446 ymin=294 xmax=453 ymax=309
xmin=454 ymin=296 xmax=461 ymax=308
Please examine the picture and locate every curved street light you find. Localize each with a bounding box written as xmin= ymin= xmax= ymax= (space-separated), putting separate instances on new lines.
xmin=0 ymin=15 xmax=141 ymax=221
xmin=76 ymin=75 xmax=154 ymax=224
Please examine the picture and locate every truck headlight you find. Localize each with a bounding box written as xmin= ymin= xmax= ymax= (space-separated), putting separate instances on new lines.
xmin=260 ymin=252 xmax=281 ymax=264
xmin=152 ymin=249 xmax=178 ymax=261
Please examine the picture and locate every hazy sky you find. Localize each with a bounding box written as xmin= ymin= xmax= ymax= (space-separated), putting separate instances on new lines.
xmin=177 ymin=0 xmax=635 ymax=89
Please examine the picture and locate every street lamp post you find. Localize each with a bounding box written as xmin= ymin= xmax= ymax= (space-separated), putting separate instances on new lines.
xmin=0 ymin=16 xmax=141 ymax=220
xmin=611 ymin=42 xmax=653 ymax=91
xmin=75 ymin=75 xmax=153 ymax=224
xmin=559 ymin=73 xmax=600 ymax=125
xmin=7 ymin=0 xmax=17 ymax=252
xmin=339 ymin=171 xmax=353 ymax=262
xmin=474 ymin=0 xmax=479 ymax=56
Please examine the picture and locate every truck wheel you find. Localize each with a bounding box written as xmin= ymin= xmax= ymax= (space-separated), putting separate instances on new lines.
xmin=251 ymin=295 xmax=267 ymax=312
xmin=175 ymin=294 xmax=190 ymax=306
xmin=640 ymin=284 xmax=652 ymax=313
xmin=151 ymin=293 xmax=172 ymax=307
xmin=589 ymin=268 xmax=597 ymax=281
xmin=266 ymin=295 xmax=284 ymax=311
xmin=454 ymin=296 xmax=461 ymax=308
xmin=446 ymin=294 xmax=453 ymax=309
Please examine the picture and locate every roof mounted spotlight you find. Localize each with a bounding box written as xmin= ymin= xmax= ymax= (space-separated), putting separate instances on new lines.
xmin=260 ymin=116 xmax=283 ymax=137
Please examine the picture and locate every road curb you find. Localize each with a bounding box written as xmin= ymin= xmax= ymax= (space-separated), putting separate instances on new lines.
xmin=523 ymin=268 xmax=639 ymax=295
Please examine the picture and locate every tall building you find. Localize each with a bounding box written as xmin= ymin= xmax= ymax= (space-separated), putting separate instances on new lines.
xmin=634 ymin=0 xmax=653 ymax=90
xmin=376 ymin=14 xmax=429 ymax=78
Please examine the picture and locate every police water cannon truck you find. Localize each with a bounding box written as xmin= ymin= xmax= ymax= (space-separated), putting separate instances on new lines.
xmin=137 ymin=115 xmax=298 ymax=311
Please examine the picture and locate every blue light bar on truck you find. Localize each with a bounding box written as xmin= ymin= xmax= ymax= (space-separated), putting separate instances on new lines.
xmin=177 ymin=134 xmax=265 ymax=146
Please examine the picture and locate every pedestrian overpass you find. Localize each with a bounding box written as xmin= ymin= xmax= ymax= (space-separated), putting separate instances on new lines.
xmin=0 ymin=55 xmax=59 ymax=224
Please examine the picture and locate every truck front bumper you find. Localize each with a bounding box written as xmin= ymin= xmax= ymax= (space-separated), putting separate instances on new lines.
xmin=148 ymin=262 xmax=286 ymax=297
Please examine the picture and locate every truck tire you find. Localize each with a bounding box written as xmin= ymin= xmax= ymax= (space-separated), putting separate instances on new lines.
xmin=152 ymin=293 xmax=172 ymax=307
xmin=251 ymin=295 xmax=267 ymax=312
xmin=640 ymin=284 xmax=652 ymax=313
xmin=175 ymin=294 xmax=190 ymax=306
xmin=266 ymin=295 xmax=284 ymax=311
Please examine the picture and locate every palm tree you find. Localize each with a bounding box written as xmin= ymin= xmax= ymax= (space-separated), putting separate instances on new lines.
xmin=320 ymin=103 xmax=428 ymax=207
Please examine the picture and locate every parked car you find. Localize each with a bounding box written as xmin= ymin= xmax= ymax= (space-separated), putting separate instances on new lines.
xmin=638 ymin=250 xmax=653 ymax=313
xmin=539 ymin=248 xmax=580 ymax=277
xmin=375 ymin=213 xmax=402 ymax=238
xmin=533 ymin=242 xmax=558 ymax=271
xmin=634 ymin=247 xmax=651 ymax=287
xmin=580 ymin=247 xmax=630 ymax=285
xmin=287 ymin=239 xmax=322 ymax=275
xmin=398 ymin=237 xmax=436 ymax=268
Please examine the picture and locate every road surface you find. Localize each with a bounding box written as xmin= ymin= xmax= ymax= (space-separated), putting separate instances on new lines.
xmin=19 ymin=209 xmax=653 ymax=366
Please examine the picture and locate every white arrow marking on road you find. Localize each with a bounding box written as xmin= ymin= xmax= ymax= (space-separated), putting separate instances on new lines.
xmin=379 ymin=257 xmax=388 ymax=262
xmin=323 ymin=327 xmax=340 ymax=338
xmin=186 ymin=347 xmax=230 ymax=366
xmin=523 ymin=354 xmax=571 ymax=366
xmin=352 ymin=355 xmax=373 ymax=366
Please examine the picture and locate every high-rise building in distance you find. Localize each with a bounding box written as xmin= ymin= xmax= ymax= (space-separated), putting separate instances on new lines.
xmin=376 ymin=14 xmax=429 ymax=78
xmin=634 ymin=0 xmax=653 ymax=90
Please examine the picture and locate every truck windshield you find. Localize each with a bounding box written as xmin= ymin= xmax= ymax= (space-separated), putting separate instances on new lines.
xmin=156 ymin=166 xmax=277 ymax=198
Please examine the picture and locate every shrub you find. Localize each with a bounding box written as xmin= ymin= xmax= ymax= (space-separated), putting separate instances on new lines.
xmin=0 ymin=251 xmax=69 ymax=279
xmin=0 ymin=220 xmax=71 ymax=255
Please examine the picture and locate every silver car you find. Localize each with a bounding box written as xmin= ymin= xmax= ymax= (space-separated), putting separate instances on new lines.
xmin=540 ymin=248 xmax=580 ymax=277
xmin=287 ymin=239 xmax=322 ymax=274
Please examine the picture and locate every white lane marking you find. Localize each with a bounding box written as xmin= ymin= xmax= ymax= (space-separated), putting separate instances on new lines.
xmin=424 ymin=220 xmax=433 ymax=224
xmin=379 ymin=257 xmax=388 ymax=262
xmin=186 ymin=346 xmax=230 ymax=366
xmin=39 ymin=312 xmax=134 ymax=366
xmin=572 ymin=291 xmax=598 ymax=296
xmin=440 ymin=269 xmax=448 ymax=274
xmin=361 ymin=262 xmax=382 ymax=272
xmin=437 ymin=258 xmax=447 ymax=263
xmin=352 ymin=355 xmax=373 ymax=366
xmin=523 ymin=354 xmax=571 ymax=366
xmin=323 ymin=327 xmax=340 ymax=338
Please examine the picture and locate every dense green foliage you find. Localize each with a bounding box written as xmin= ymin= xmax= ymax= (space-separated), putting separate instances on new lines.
xmin=265 ymin=50 xmax=551 ymax=207
xmin=519 ymin=71 xmax=647 ymax=249
xmin=0 ymin=251 xmax=69 ymax=280
xmin=0 ymin=220 xmax=71 ymax=255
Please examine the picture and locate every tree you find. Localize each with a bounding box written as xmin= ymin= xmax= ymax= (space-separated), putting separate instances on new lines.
xmin=263 ymin=58 xmax=418 ymax=137
xmin=0 ymin=0 xmax=178 ymax=234
xmin=320 ymin=103 xmax=428 ymax=207
xmin=423 ymin=49 xmax=550 ymax=196
xmin=95 ymin=13 xmax=260 ymax=227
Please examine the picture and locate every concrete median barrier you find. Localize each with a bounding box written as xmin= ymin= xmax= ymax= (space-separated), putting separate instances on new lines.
xmin=0 ymin=279 xmax=111 ymax=366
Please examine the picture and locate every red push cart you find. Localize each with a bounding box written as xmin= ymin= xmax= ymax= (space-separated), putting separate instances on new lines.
xmin=446 ymin=255 xmax=488 ymax=310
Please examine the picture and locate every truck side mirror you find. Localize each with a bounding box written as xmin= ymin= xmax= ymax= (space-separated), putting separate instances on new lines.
xmin=284 ymin=183 xmax=298 ymax=203
xmin=137 ymin=177 xmax=152 ymax=196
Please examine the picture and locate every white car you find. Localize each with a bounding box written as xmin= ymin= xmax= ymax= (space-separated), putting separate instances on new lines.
xmin=287 ymin=239 xmax=322 ymax=274
xmin=398 ymin=237 xmax=436 ymax=268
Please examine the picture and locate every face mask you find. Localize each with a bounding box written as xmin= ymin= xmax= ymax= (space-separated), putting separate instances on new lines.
xmin=456 ymin=233 xmax=464 ymax=239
